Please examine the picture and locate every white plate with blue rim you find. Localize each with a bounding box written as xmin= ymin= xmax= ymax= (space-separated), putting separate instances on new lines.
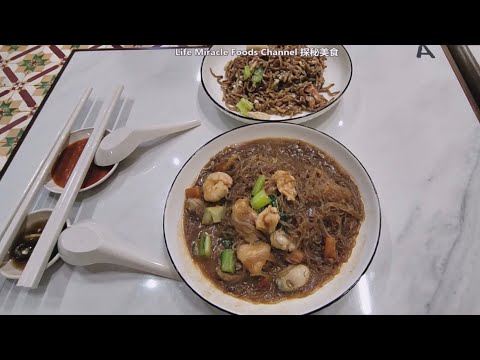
xmin=164 ymin=123 xmax=380 ymax=315
xmin=201 ymin=45 xmax=353 ymax=124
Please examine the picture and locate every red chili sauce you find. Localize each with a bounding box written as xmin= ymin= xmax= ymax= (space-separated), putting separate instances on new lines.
xmin=51 ymin=138 xmax=113 ymax=189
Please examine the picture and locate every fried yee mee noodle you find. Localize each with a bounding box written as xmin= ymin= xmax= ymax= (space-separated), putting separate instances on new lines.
xmin=211 ymin=45 xmax=339 ymax=118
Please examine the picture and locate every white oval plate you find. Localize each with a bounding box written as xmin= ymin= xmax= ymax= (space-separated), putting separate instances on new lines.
xmin=44 ymin=128 xmax=118 ymax=194
xmin=164 ymin=123 xmax=381 ymax=315
xmin=201 ymin=45 xmax=353 ymax=124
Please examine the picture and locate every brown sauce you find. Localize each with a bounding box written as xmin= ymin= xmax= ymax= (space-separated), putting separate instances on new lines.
xmin=51 ymin=138 xmax=113 ymax=189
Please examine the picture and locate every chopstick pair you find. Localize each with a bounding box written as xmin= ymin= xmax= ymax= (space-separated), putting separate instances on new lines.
xmin=0 ymin=87 xmax=93 ymax=262
xmin=0 ymin=85 xmax=124 ymax=289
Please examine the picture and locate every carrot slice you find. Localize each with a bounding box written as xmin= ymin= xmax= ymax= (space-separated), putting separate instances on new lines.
xmin=324 ymin=236 xmax=337 ymax=259
xmin=257 ymin=275 xmax=272 ymax=289
xmin=285 ymin=249 xmax=305 ymax=264
xmin=185 ymin=186 xmax=202 ymax=199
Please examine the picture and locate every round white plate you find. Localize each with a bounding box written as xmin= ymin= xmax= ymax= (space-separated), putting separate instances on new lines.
xmin=44 ymin=128 xmax=118 ymax=194
xmin=201 ymin=45 xmax=353 ymax=124
xmin=164 ymin=123 xmax=381 ymax=315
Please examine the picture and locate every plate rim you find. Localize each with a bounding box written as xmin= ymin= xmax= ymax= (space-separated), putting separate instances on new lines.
xmin=163 ymin=122 xmax=381 ymax=315
xmin=200 ymin=45 xmax=354 ymax=123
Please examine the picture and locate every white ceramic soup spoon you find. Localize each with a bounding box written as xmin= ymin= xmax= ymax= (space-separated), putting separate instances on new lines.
xmin=94 ymin=119 xmax=201 ymax=166
xmin=57 ymin=221 xmax=180 ymax=280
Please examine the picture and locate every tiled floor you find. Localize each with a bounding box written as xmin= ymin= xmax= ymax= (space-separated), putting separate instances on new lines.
xmin=0 ymin=44 xmax=204 ymax=174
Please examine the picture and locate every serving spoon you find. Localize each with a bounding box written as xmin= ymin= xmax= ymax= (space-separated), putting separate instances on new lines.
xmin=57 ymin=221 xmax=180 ymax=280
xmin=94 ymin=119 xmax=201 ymax=166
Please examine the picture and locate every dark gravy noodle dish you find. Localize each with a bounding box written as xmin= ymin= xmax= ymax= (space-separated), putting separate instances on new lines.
xmin=183 ymin=138 xmax=365 ymax=304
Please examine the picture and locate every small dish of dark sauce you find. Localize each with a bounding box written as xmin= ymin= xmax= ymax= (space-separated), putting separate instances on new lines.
xmin=0 ymin=209 xmax=70 ymax=279
xmin=9 ymin=220 xmax=67 ymax=270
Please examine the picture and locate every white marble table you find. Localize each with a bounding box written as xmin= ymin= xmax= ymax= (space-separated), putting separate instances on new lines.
xmin=0 ymin=45 xmax=478 ymax=314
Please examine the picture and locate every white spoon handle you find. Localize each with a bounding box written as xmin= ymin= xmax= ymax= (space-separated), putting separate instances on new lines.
xmin=59 ymin=223 xmax=182 ymax=281
xmin=106 ymin=244 xmax=181 ymax=281
xmin=137 ymin=119 xmax=201 ymax=143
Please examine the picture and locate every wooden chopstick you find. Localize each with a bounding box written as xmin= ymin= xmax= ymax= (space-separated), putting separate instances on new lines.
xmin=17 ymin=85 xmax=124 ymax=288
xmin=0 ymin=88 xmax=93 ymax=263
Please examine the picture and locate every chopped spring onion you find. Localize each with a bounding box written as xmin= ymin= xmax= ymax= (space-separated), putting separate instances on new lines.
xmin=220 ymin=249 xmax=235 ymax=273
xmin=192 ymin=240 xmax=200 ymax=256
xmin=221 ymin=238 xmax=234 ymax=249
xmin=236 ymin=98 xmax=254 ymax=116
xmin=201 ymin=206 xmax=226 ymax=225
xmin=279 ymin=211 xmax=288 ymax=222
xmin=250 ymin=189 xmax=271 ymax=210
xmin=198 ymin=233 xmax=212 ymax=257
xmin=269 ymin=194 xmax=278 ymax=208
xmin=251 ymin=175 xmax=266 ymax=196
xmin=209 ymin=206 xmax=225 ymax=223
xmin=201 ymin=211 xmax=213 ymax=225
xmin=243 ymin=65 xmax=252 ymax=80
xmin=268 ymin=194 xmax=288 ymax=222
xmin=256 ymin=206 xmax=264 ymax=214
xmin=252 ymin=67 xmax=264 ymax=84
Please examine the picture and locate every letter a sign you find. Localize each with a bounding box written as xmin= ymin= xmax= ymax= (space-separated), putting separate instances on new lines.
xmin=417 ymin=45 xmax=435 ymax=59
